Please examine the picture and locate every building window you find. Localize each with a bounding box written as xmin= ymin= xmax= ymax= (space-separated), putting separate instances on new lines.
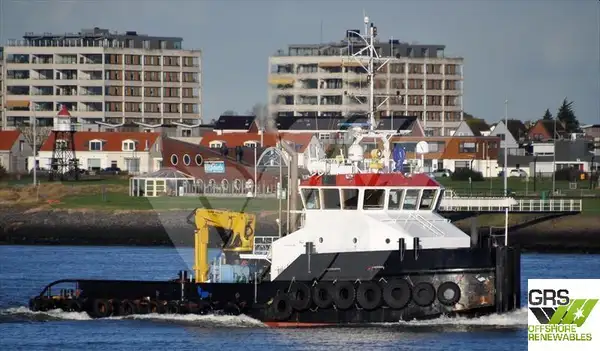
xmin=171 ymin=154 xmax=178 ymax=165
xmin=209 ymin=141 xmax=223 ymax=149
xmin=89 ymin=140 xmax=102 ymax=151
xmin=183 ymin=154 xmax=191 ymax=166
xmin=243 ymin=141 xmax=258 ymax=148
xmin=459 ymin=142 xmax=476 ymax=153
xmin=122 ymin=140 xmax=135 ymax=151
xmin=195 ymin=154 xmax=203 ymax=166
xmin=455 ymin=160 xmax=470 ymax=169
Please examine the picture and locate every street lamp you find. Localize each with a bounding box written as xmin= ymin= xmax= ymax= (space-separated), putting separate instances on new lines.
xmin=503 ymin=100 xmax=508 ymax=197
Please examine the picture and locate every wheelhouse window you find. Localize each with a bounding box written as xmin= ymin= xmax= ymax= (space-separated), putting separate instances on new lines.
xmin=388 ymin=189 xmax=404 ymax=210
xmin=363 ymin=189 xmax=385 ymax=210
xmin=341 ymin=188 xmax=359 ymax=210
xmin=322 ymin=188 xmax=341 ymax=209
xmin=403 ymin=189 xmax=420 ymax=210
xmin=301 ymin=189 xmax=320 ymax=209
xmin=419 ymin=189 xmax=437 ymax=210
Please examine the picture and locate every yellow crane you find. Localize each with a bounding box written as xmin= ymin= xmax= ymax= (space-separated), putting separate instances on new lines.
xmin=189 ymin=208 xmax=256 ymax=283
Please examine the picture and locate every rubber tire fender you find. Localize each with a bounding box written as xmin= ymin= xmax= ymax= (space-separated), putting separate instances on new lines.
xmin=382 ymin=279 xmax=412 ymax=309
xmin=412 ymin=282 xmax=436 ymax=307
xmin=92 ymin=299 xmax=111 ymax=318
xmin=29 ymin=297 xmax=43 ymax=311
xmin=288 ymin=283 xmax=312 ymax=311
xmin=149 ymin=301 xmax=165 ymax=314
xmin=356 ymin=281 xmax=382 ymax=310
xmin=136 ymin=301 xmax=150 ymax=315
xmin=166 ymin=301 xmax=180 ymax=314
xmin=332 ymin=281 xmax=356 ymax=310
xmin=312 ymin=282 xmax=334 ymax=309
xmin=437 ymin=282 xmax=461 ymax=306
xmin=224 ymin=302 xmax=241 ymax=315
xmin=119 ymin=300 xmax=136 ymax=316
xmin=270 ymin=294 xmax=293 ymax=321
xmin=65 ymin=299 xmax=83 ymax=312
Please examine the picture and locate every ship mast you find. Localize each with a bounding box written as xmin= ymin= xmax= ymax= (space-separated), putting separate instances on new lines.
xmin=345 ymin=15 xmax=397 ymax=170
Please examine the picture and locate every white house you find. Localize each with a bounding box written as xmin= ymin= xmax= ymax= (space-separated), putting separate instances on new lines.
xmin=31 ymin=131 xmax=163 ymax=175
xmin=489 ymin=119 xmax=528 ymax=155
xmin=0 ymin=130 xmax=33 ymax=173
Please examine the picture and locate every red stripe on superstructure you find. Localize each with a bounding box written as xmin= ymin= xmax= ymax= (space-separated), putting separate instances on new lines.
xmin=264 ymin=321 xmax=334 ymax=328
xmin=300 ymin=173 xmax=440 ymax=187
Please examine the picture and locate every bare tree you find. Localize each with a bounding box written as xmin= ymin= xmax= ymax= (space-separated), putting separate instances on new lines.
xmin=17 ymin=124 xmax=52 ymax=154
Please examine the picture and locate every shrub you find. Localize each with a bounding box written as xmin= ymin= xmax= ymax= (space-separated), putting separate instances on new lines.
xmin=0 ymin=165 xmax=7 ymax=180
xmin=554 ymin=168 xmax=584 ymax=182
xmin=451 ymin=168 xmax=484 ymax=182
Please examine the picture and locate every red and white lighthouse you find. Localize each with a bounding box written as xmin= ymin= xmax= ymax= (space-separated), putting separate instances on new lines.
xmin=49 ymin=105 xmax=79 ymax=181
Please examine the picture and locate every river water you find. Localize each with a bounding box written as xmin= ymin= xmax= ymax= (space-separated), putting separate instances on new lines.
xmin=1 ymin=245 xmax=599 ymax=351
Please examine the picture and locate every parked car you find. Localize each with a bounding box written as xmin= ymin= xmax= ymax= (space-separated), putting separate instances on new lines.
xmin=99 ymin=167 xmax=122 ymax=175
xmin=431 ymin=169 xmax=452 ymax=177
xmin=509 ymin=169 xmax=527 ymax=178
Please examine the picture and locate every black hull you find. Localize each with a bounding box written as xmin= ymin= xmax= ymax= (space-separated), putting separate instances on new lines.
xmin=28 ymin=246 xmax=520 ymax=326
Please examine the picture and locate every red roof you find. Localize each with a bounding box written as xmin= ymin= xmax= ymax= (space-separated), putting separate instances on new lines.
xmin=0 ymin=131 xmax=21 ymax=151
xmin=200 ymin=132 xmax=314 ymax=152
xmin=40 ymin=132 xmax=161 ymax=152
xmin=57 ymin=105 xmax=71 ymax=118
xmin=300 ymin=173 xmax=440 ymax=187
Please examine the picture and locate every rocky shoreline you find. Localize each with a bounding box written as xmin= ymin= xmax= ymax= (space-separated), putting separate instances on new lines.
xmin=1 ymin=207 xmax=599 ymax=253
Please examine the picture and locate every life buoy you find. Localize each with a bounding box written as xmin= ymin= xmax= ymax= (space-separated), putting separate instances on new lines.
xmin=64 ymin=299 xmax=83 ymax=312
xmin=437 ymin=282 xmax=461 ymax=306
xmin=382 ymin=279 xmax=411 ymax=309
xmin=356 ymin=281 xmax=382 ymax=310
xmin=412 ymin=282 xmax=436 ymax=307
xmin=270 ymin=294 xmax=293 ymax=321
xmin=332 ymin=281 xmax=356 ymax=310
xmin=92 ymin=299 xmax=111 ymax=318
xmin=119 ymin=300 xmax=136 ymax=316
xmin=288 ymin=283 xmax=312 ymax=311
xmin=136 ymin=301 xmax=150 ymax=314
xmin=312 ymin=282 xmax=334 ymax=308
xmin=166 ymin=301 xmax=180 ymax=314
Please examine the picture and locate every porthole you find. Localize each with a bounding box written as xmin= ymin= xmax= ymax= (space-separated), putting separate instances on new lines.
xmin=195 ymin=154 xmax=203 ymax=166
xmin=353 ymin=238 xmax=357 ymax=244
xmin=385 ymin=238 xmax=390 ymax=244
xmin=183 ymin=154 xmax=191 ymax=166
xmin=170 ymin=154 xmax=178 ymax=165
xmin=319 ymin=237 xmax=323 ymax=243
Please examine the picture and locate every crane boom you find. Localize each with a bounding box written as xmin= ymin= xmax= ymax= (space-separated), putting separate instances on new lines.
xmin=189 ymin=208 xmax=256 ymax=282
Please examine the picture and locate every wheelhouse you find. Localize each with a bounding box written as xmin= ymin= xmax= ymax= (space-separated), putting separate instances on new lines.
xmin=299 ymin=173 xmax=444 ymax=212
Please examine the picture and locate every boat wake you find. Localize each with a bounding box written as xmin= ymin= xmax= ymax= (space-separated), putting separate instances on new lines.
xmin=385 ymin=308 xmax=528 ymax=331
xmin=0 ymin=306 xmax=265 ymax=327
xmin=0 ymin=306 xmax=527 ymax=330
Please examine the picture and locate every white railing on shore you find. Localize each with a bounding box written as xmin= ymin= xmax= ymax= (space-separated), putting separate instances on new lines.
xmin=438 ymin=199 xmax=583 ymax=213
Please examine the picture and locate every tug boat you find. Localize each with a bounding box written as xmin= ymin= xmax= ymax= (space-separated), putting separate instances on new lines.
xmin=27 ymin=15 xmax=521 ymax=327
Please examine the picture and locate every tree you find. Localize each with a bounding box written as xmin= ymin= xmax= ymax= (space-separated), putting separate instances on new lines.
xmin=556 ymin=98 xmax=580 ymax=133
xmin=221 ymin=110 xmax=238 ymax=116
xmin=463 ymin=112 xmax=476 ymax=120
xmin=17 ymin=123 xmax=52 ymax=155
xmin=542 ymin=109 xmax=553 ymax=120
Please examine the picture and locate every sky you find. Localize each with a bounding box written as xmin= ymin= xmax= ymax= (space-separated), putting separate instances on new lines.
xmin=1 ymin=0 xmax=599 ymax=125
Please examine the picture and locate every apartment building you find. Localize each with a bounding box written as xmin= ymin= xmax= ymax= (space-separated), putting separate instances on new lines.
xmin=2 ymin=27 xmax=202 ymax=130
xmin=268 ymin=29 xmax=464 ymax=137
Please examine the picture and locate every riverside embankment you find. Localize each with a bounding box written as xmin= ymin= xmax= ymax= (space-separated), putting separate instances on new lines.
xmin=1 ymin=206 xmax=599 ymax=252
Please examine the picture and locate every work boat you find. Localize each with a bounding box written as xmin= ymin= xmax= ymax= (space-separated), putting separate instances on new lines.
xmin=27 ymin=15 xmax=521 ymax=327
xmin=26 ymin=167 xmax=521 ymax=326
